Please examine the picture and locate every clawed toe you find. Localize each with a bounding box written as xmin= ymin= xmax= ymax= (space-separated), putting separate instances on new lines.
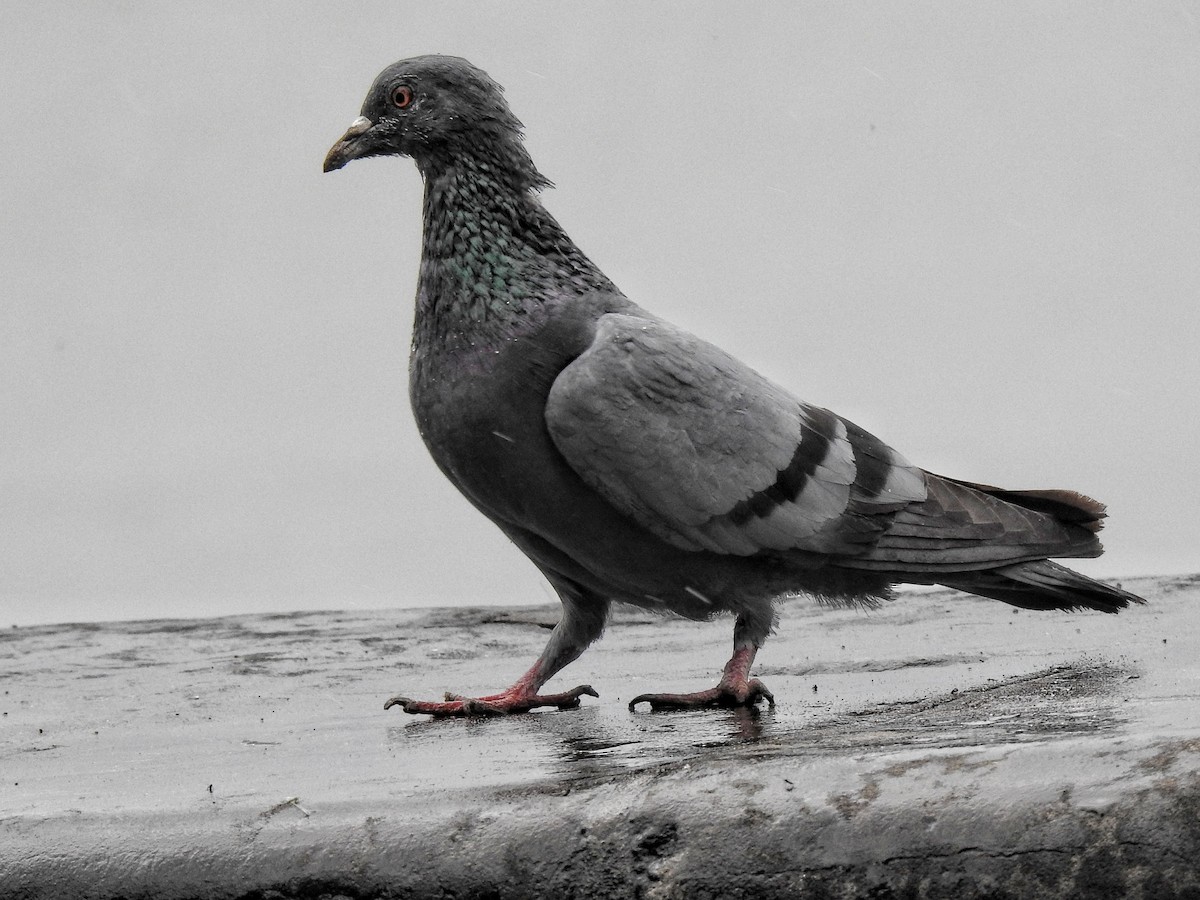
xmin=746 ymin=678 xmax=775 ymax=706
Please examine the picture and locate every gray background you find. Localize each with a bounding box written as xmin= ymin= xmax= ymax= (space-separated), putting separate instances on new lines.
xmin=3 ymin=2 xmax=1197 ymax=627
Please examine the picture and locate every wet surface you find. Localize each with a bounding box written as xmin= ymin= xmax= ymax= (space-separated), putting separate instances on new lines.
xmin=2 ymin=574 xmax=1198 ymax=898
xmin=1 ymin=577 xmax=1193 ymax=802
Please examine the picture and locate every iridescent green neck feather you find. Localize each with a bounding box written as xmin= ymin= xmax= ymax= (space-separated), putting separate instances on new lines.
xmin=415 ymin=146 xmax=616 ymax=350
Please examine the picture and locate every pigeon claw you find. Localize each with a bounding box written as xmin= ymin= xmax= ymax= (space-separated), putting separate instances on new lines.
xmin=628 ymin=678 xmax=775 ymax=712
xmin=384 ymin=684 xmax=598 ymax=718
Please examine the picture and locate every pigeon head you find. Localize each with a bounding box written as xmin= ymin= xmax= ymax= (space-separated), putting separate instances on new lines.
xmin=323 ymin=55 xmax=548 ymax=189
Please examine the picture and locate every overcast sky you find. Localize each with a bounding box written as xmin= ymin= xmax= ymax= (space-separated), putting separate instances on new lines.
xmin=3 ymin=3 xmax=1197 ymax=627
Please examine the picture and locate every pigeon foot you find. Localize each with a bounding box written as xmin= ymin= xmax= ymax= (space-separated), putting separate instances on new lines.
xmin=628 ymin=644 xmax=773 ymax=712
xmin=384 ymin=683 xmax=598 ymax=717
xmin=628 ymin=677 xmax=774 ymax=712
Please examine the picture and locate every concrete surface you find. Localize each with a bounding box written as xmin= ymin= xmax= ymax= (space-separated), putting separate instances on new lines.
xmin=2 ymin=574 xmax=1198 ymax=899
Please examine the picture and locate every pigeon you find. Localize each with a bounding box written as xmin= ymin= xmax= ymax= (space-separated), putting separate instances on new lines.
xmin=323 ymin=55 xmax=1144 ymax=717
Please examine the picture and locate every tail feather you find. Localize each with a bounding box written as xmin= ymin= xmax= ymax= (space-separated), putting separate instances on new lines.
xmin=942 ymin=559 xmax=1144 ymax=614
xmin=835 ymin=471 xmax=1141 ymax=613
xmin=841 ymin=474 xmax=1105 ymax=572
xmin=939 ymin=476 xmax=1107 ymax=533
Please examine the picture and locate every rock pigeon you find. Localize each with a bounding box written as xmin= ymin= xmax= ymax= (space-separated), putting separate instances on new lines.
xmin=323 ymin=55 xmax=1144 ymax=717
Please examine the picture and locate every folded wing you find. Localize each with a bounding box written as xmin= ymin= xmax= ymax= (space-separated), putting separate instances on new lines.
xmin=545 ymin=314 xmax=927 ymax=557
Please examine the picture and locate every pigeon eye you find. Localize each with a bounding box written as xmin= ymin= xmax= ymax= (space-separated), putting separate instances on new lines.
xmin=390 ymin=85 xmax=414 ymax=109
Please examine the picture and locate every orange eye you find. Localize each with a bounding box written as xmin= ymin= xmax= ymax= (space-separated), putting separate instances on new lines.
xmin=390 ymin=85 xmax=414 ymax=109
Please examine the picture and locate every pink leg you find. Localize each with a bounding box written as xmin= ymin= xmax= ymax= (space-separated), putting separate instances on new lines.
xmin=628 ymin=645 xmax=774 ymax=712
xmin=385 ymin=586 xmax=607 ymax=718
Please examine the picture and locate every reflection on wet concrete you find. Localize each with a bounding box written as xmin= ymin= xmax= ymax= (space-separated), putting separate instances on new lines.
xmin=409 ymin=658 xmax=1130 ymax=795
xmin=371 ymin=634 xmax=1134 ymax=799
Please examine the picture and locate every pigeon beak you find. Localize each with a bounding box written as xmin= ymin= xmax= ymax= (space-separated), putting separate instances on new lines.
xmin=323 ymin=116 xmax=375 ymax=172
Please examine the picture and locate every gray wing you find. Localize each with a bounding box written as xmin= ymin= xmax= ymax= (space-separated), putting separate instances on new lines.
xmin=545 ymin=313 xmax=927 ymax=556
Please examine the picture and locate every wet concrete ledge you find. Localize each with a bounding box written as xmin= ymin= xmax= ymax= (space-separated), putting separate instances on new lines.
xmin=3 ymin=574 xmax=1199 ymax=898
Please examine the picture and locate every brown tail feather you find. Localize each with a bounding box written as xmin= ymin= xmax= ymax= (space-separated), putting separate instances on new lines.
xmin=938 ymin=475 xmax=1107 ymax=533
